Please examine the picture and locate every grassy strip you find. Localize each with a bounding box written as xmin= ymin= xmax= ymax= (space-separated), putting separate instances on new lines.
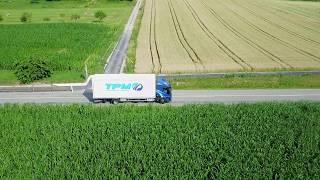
xmin=170 ymin=75 xmax=320 ymax=89
xmin=0 ymin=103 xmax=319 ymax=178
xmin=124 ymin=0 xmax=144 ymax=73
xmin=0 ymin=70 xmax=83 ymax=85
xmin=0 ymin=70 xmax=17 ymax=85
xmin=41 ymin=71 xmax=84 ymax=84
xmin=0 ymin=1 xmax=133 ymax=24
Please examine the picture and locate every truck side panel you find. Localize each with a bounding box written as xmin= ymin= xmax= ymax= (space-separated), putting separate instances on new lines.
xmin=92 ymin=74 xmax=156 ymax=100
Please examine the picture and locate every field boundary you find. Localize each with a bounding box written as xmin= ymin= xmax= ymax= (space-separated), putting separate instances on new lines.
xmin=0 ymin=85 xmax=72 ymax=92
xmin=1 ymin=71 xmax=320 ymax=92
xmin=159 ymin=70 xmax=320 ymax=79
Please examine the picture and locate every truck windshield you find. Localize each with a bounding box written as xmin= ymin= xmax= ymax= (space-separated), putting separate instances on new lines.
xmin=164 ymin=87 xmax=171 ymax=95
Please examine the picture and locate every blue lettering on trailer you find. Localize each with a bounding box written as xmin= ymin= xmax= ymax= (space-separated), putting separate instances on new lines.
xmin=105 ymin=83 xmax=143 ymax=91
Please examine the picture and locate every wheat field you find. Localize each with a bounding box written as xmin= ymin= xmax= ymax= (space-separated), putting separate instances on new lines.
xmin=136 ymin=0 xmax=320 ymax=73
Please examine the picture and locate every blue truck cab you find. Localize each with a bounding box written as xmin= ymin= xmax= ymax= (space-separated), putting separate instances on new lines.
xmin=156 ymin=77 xmax=172 ymax=103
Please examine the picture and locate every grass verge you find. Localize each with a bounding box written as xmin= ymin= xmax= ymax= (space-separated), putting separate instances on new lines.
xmin=0 ymin=70 xmax=84 ymax=85
xmin=0 ymin=103 xmax=319 ymax=178
xmin=171 ymin=75 xmax=320 ymax=89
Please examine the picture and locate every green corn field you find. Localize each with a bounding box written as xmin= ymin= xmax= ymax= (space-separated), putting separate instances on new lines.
xmin=0 ymin=23 xmax=120 ymax=73
xmin=0 ymin=103 xmax=319 ymax=178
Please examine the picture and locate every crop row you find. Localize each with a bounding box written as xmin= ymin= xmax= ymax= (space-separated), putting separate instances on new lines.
xmin=0 ymin=103 xmax=319 ymax=178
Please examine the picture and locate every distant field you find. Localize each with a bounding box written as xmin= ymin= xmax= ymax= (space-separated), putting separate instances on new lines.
xmin=136 ymin=0 xmax=320 ymax=73
xmin=0 ymin=0 xmax=133 ymax=25
xmin=0 ymin=0 xmax=133 ymax=83
xmin=0 ymin=23 xmax=118 ymax=72
xmin=0 ymin=103 xmax=319 ymax=178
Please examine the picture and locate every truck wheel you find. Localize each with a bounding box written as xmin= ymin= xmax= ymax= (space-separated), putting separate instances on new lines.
xmin=111 ymin=99 xmax=119 ymax=105
xmin=159 ymin=98 xmax=165 ymax=104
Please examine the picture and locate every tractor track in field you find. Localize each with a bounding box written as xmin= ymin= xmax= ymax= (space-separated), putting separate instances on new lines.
xmin=220 ymin=1 xmax=320 ymax=64
xmin=149 ymin=0 xmax=162 ymax=73
xmin=152 ymin=0 xmax=162 ymax=73
xmin=149 ymin=0 xmax=156 ymax=73
xmin=201 ymin=0 xmax=293 ymax=69
xmin=182 ymin=0 xmax=253 ymax=71
xmin=231 ymin=0 xmax=320 ymax=46
xmin=167 ymin=0 xmax=204 ymax=71
xmin=248 ymin=1 xmax=320 ymax=34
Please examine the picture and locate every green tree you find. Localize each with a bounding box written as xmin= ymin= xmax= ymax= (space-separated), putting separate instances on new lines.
xmin=0 ymin=14 xmax=3 ymax=22
xmin=94 ymin=10 xmax=106 ymax=21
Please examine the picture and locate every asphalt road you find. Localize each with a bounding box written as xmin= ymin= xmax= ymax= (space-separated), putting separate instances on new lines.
xmin=104 ymin=0 xmax=141 ymax=74
xmin=0 ymin=89 xmax=320 ymax=104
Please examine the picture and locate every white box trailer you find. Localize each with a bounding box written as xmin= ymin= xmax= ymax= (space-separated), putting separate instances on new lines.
xmin=92 ymin=74 xmax=171 ymax=104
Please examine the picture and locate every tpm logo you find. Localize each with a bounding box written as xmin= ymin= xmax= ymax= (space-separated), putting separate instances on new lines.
xmin=133 ymin=83 xmax=143 ymax=91
xmin=105 ymin=82 xmax=144 ymax=91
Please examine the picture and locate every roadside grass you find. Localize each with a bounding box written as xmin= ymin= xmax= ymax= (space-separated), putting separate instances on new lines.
xmin=0 ymin=70 xmax=18 ymax=85
xmin=124 ymin=0 xmax=144 ymax=73
xmin=171 ymin=75 xmax=320 ymax=89
xmin=0 ymin=103 xmax=319 ymax=178
xmin=2 ymin=70 xmax=320 ymax=88
xmin=41 ymin=71 xmax=84 ymax=84
xmin=0 ymin=70 xmax=83 ymax=85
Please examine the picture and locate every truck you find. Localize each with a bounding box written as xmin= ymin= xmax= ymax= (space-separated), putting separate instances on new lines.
xmin=92 ymin=74 xmax=172 ymax=104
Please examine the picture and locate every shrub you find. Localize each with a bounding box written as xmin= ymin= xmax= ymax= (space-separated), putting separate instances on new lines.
xmin=30 ymin=0 xmax=40 ymax=3
xmin=20 ymin=12 xmax=32 ymax=22
xmin=43 ymin=17 xmax=50 ymax=21
xmin=14 ymin=58 xmax=52 ymax=84
xmin=70 ymin=14 xmax=80 ymax=22
xmin=0 ymin=14 xmax=3 ymax=22
xmin=94 ymin=10 xmax=106 ymax=21
xmin=59 ymin=13 xmax=65 ymax=18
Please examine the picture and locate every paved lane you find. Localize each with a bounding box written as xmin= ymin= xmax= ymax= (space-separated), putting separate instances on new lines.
xmin=104 ymin=0 xmax=142 ymax=74
xmin=172 ymin=90 xmax=320 ymax=104
xmin=0 ymin=89 xmax=320 ymax=104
